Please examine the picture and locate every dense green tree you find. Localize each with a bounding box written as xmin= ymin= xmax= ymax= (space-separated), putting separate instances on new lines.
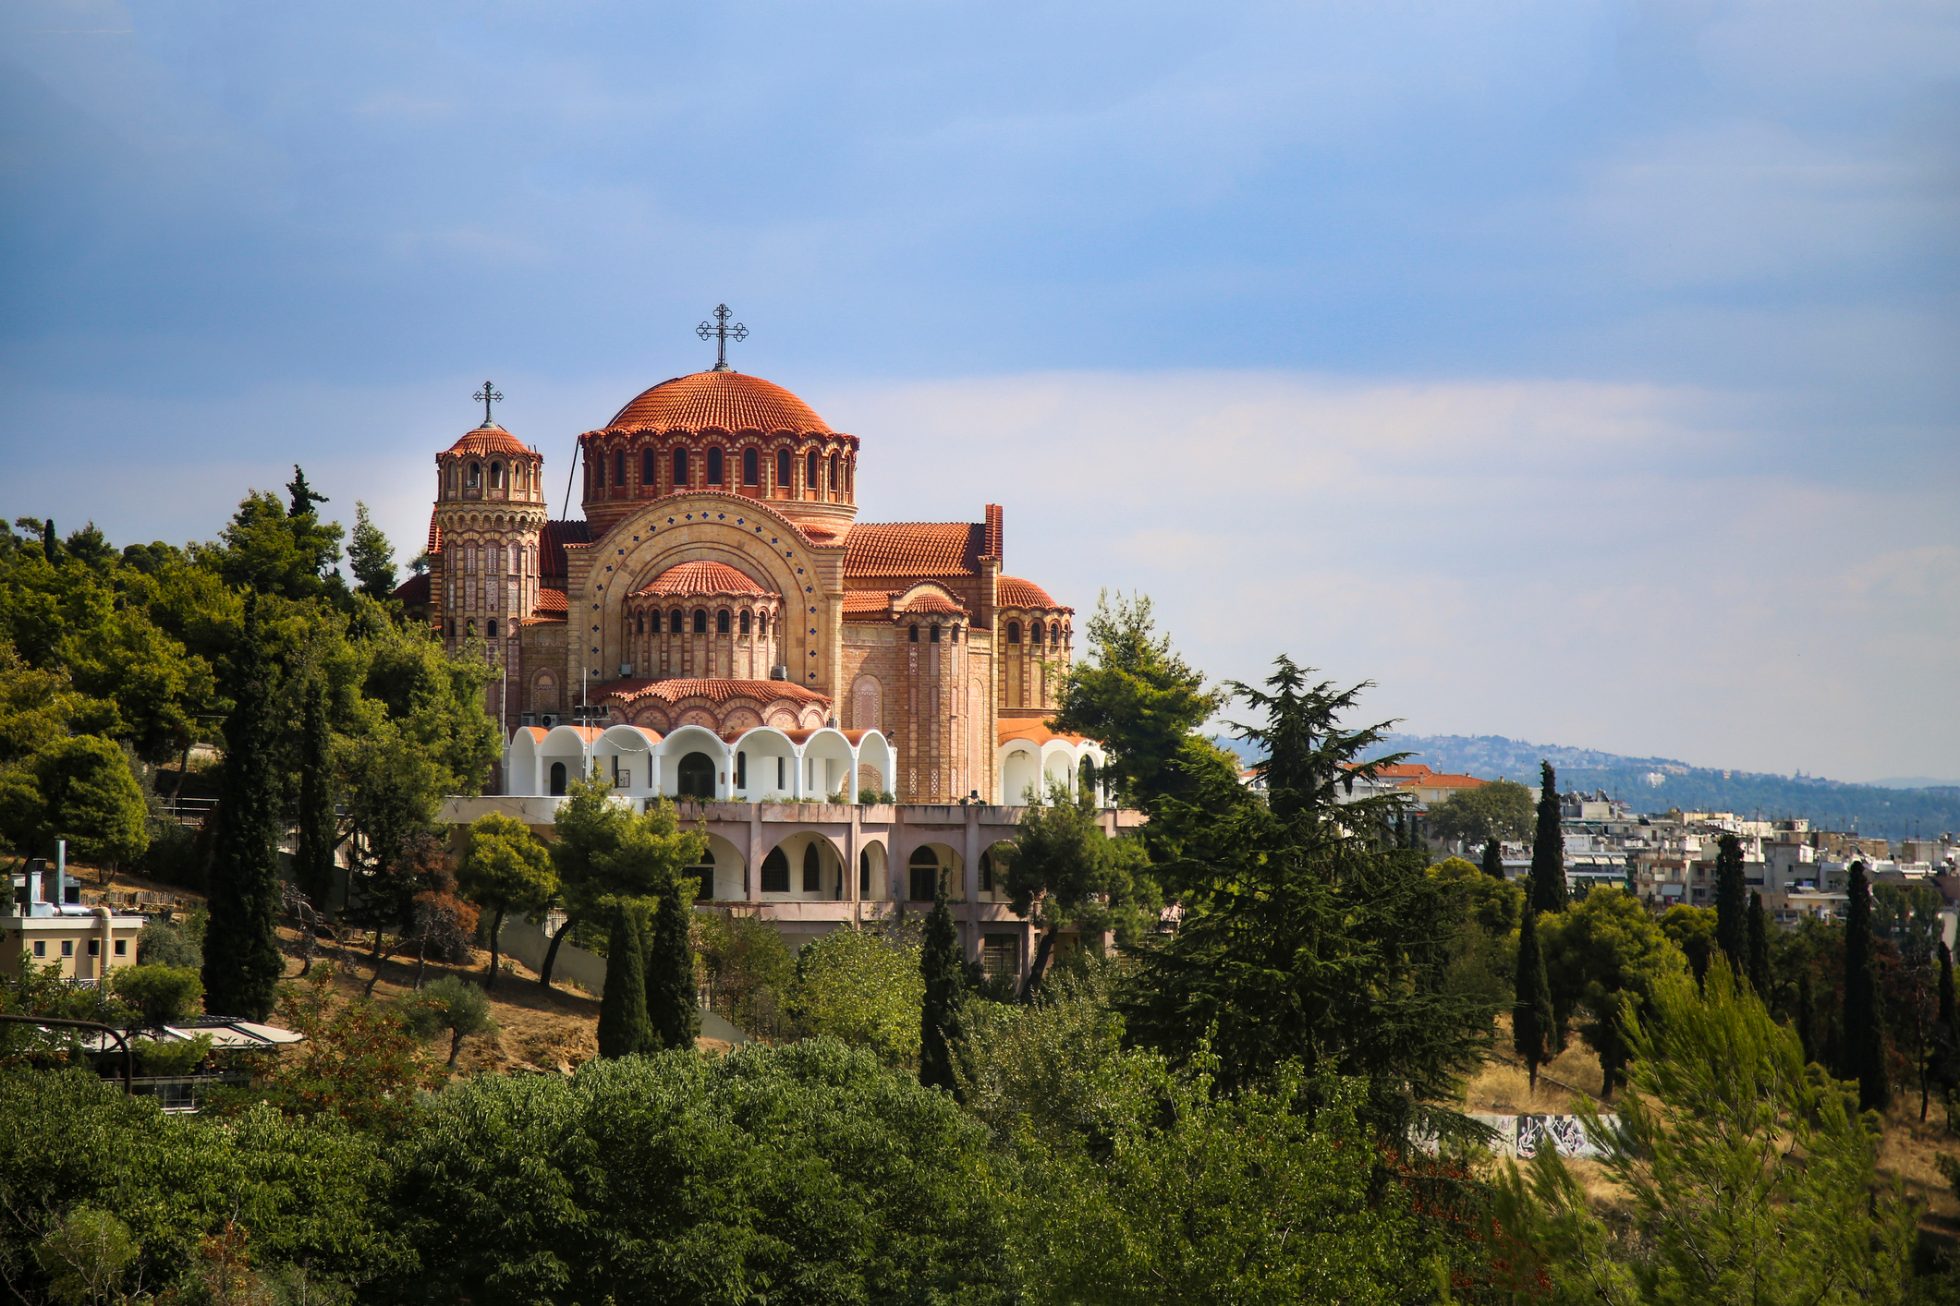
xmin=1000 ymin=785 xmax=1155 ymax=996
xmin=201 ymin=595 xmax=284 ymax=1021
xmin=401 ymin=975 xmax=499 ymax=1069
xmin=540 ymin=768 xmax=631 ymax=989
xmin=789 ymin=921 xmax=923 ymax=1065
xmin=1122 ymin=657 xmax=1498 ymax=1137
xmin=645 ymin=863 xmax=699 ymax=1052
xmin=0 ymin=734 xmax=149 ymax=871
xmin=1481 ymin=835 xmax=1504 ymax=880
xmin=1514 ymin=905 xmax=1558 ymax=1092
xmin=108 ymin=964 xmax=203 ymax=1025
xmin=1427 ymin=778 xmax=1534 ymax=848
xmin=1540 ymin=887 xmax=1685 ymax=1097
xmin=292 ymin=670 xmax=338 ymax=912
xmin=596 ymin=903 xmax=653 ymax=1059
xmin=696 ymin=912 xmax=797 ymax=1039
xmin=1747 ymin=889 xmax=1772 ymax=994
xmin=208 ymin=489 xmax=342 ymax=600
xmin=1528 ymin=760 xmax=1567 ymax=913
xmin=1659 ymin=903 xmax=1717 ymax=987
xmin=1049 ymin=591 xmax=1223 ymax=811
xmin=920 ymin=870 xmax=963 ymax=1094
xmin=457 ymin=811 xmax=558 ymax=989
xmin=346 ymin=501 xmax=398 ymax=600
xmin=1497 ymin=962 xmax=1916 ymax=1303
xmin=1841 ymin=860 xmax=1890 ymax=1113
xmin=1713 ymin=833 xmax=1747 ymax=972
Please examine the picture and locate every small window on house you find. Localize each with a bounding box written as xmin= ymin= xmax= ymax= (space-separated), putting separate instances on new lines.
xmin=930 ymin=625 xmax=941 ymax=643
xmin=1006 ymin=620 xmax=1021 ymax=645
xmin=673 ymin=447 xmax=689 ymax=487
xmin=88 ymin=938 xmax=100 ymax=956
xmin=707 ymin=447 xmax=725 ymax=485
xmin=806 ymin=450 xmax=818 ymax=492
xmin=669 ymin=608 xmax=683 ymax=633
xmin=908 ymin=848 xmax=940 ymax=902
xmin=776 ymin=448 xmax=792 ymax=489
xmin=802 ymin=843 xmax=821 ymax=892
xmin=61 ymin=940 xmax=73 ymax=957
xmin=693 ymin=609 xmax=708 ymax=633
xmin=32 ymin=941 xmax=44 ymax=958
xmin=642 ymin=448 xmax=655 ymax=486
xmin=908 ymin=625 xmax=919 ymax=643
xmin=743 ymin=447 xmax=759 ymax=485
xmin=740 ymin=610 xmax=752 ymax=635
xmin=716 ymin=609 xmax=730 ymax=634
xmin=113 ymin=939 xmax=127 ymax=956
xmin=952 ymin=625 xmax=961 ymax=644
xmin=1050 ymin=621 xmax=1061 ymax=643
xmin=761 ymin=848 xmax=790 ymax=894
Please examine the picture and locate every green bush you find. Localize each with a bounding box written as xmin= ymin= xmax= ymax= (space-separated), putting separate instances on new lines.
xmin=109 ymin=964 xmax=203 ymax=1025
xmin=129 ymin=1034 xmax=211 ymax=1076
xmin=787 ymin=921 xmax=922 ymax=1065
xmin=136 ymin=911 xmax=204 ymax=968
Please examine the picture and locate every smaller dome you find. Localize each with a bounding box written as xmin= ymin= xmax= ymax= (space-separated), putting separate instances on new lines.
xmin=444 ymin=423 xmax=533 ymax=458
xmin=997 ymin=576 xmax=1060 ymax=609
xmin=607 ymin=371 xmax=831 ymax=434
xmin=633 ymin=560 xmax=770 ymax=599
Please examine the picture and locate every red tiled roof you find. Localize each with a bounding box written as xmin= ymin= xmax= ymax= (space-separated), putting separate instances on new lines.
xmin=998 ymin=720 xmax=1091 ymax=747
xmin=391 ymin=572 xmax=430 ymax=607
xmin=841 ymin=591 xmax=897 ymax=617
xmin=897 ymin=591 xmax=967 ymax=616
xmin=844 ymin=521 xmax=985 ymax=579
xmin=996 ymin=576 xmax=1065 ymax=610
xmin=1402 ymin=773 xmax=1486 ymax=791
xmin=539 ymin=520 xmax=590 ymax=582
xmin=426 ymin=515 xmax=442 ymax=555
xmin=606 ymin=371 xmax=831 ymax=434
xmin=444 ymin=423 xmax=535 ymax=458
xmin=1372 ymin=763 xmax=1434 ymax=780
xmin=533 ymin=588 xmax=568 ymax=615
xmin=592 ymin=677 xmax=832 ymax=707
xmin=633 ymin=560 xmax=769 ymax=599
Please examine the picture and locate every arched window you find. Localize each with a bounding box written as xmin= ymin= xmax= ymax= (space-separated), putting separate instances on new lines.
xmin=979 ymin=847 xmax=996 ymax=892
xmin=669 ymin=607 xmax=683 ymax=633
xmin=1006 ymin=620 xmax=1021 ymax=645
xmin=707 ymin=447 xmax=725 ymax=485
xmin=487 ymin=618 xmax=498 ymax=638
xmin=734 ymin=752 xmax=747 ymax=788
xmin=687 ymin=855 xmax=715 ymax=901
xmin=761 ymin=847 xmax=790 ymax=893
xmin=635 ymin=613 xmax=645 ymax=635
xmin=649 ymin=610 xmax=662 ymax=634
xmin=642 ymin=448 xmax=655 ymax=487
xmin=742 ymin=447 xmax=759 ymax=486
xmin=908 ymin=847 xmax=940 ymax=902
xmin=951 ymin=625 xmax=961 ymax=644
xmin=490 ymin=462 xmax=504 ymax=489
xmin=846 ymin=457 xmax=854 ymax=493
xmin=930 ymin=625 xmax=941 ymax=644
xmin=548 ymin=762 xmax=568 ymax=796
xmin=908 ymin=625 xmax=919 ymax=643
xmin=802 ymin=843 xmax=821 ymax=892
xmin=535 ymin=672 xmax=558 ymax=711
xmin=757 ymin=611 xmax=768 ymax=635
xmin=1031 ymin=622 xmax=1043 ymax=646
xmin=716 ymin=609 xmax=730 ymax=634
xmin=827 ymin=453 xmax=838 ymax=492
xmin=672 ymin=447 xmax=688 ymax=488
xmin=776 ymin=447 xmax=792 ymax=490
xmin=468 ymin=462 xmax=483 ymax=488
xmin=677 ymin=751 xmax=716 ymax=799
xmin=806 ymin=450 xmax=818 ymax=493
xmin=693 ymin=609 xmax=708 ymax=633
xmin=1050 ymin=621 xmax=1061 ymax=643
xmin=613 ymin=449 xmax=625 ymax=487
xmin=859 ymin=849 xmax=871 ymax=895
xmin=739 ymin=610 xmax=752 ymax=635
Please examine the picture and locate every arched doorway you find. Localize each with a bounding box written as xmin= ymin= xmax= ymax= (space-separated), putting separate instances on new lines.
xmin=548 ymin=761 xmax=568 ymax=796
xmin=677 ymin=751 xmax=715 ymax=799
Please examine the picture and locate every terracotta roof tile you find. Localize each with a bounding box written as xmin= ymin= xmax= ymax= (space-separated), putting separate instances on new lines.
xmin=844 ymin=521 xmax=985 ymax=579
xmin=592 ymin=677 xmax=832 ymax=707
xmin=897 ymin=591 xmax=967 ymax=616
xmin=426 ymin=515 xmax=442 ymax=555
xmin=997 ymin=720 xmax=1091 ymax=747
xmin=443 ymin=423 xmax=536 ymax=458
xmin=391 ymin=572 xmax=431 ymax=607
xmin=605 ymin=371 xmax=832 ymax=434
xmin=996 ymin=576 xmax=1068 ymax=610
xmin=632 ymin=560 xmax=769 ymax=599
xmin=841 ymin=591 xmax=896 ymax=617
xmin=533 ymin=588 xmax=568 ymax=615
xmin=1372 ymin=763 xmax=1434 ymax=779
xmin=539 ymin=520 xmax=590 ymax=582
xmin=1401 ymin=773 xmax=1486 ymax=790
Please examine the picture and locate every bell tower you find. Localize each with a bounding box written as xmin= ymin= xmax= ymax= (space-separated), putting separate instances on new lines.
xmin=429 ymin=381 xmax=548 ymax=731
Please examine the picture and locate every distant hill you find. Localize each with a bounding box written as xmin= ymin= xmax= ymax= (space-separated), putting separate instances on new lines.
xmin=1367 ymin=734 xmax=1960 ymax=843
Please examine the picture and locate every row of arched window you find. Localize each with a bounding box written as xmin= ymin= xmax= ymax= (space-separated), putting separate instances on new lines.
xmin=449 ymin=459 xmax=537 ymax=498
xmin=631 ymin=608 xmax=773 ymax=636
xmin=585 ymin=438 xmax=855 ymax=503
xmin=907 ymin=623 xmax=963 ymax=644
xmin=1004 ymin=619 xmax=1066 ymax=646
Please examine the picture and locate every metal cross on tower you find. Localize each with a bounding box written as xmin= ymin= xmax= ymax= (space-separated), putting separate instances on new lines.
xmin=473 ymin=380 xmax=503 ymax=426
xmin=697 ymin=304 xmax=748 ymax=371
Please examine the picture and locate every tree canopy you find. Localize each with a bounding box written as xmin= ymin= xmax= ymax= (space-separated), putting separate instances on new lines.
xmin=1426 ymin=778 xmax=1534 ymax=848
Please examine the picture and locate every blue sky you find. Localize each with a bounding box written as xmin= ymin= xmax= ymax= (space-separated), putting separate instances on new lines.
xmin=3 ymin=0 xmax=1956 ymax=781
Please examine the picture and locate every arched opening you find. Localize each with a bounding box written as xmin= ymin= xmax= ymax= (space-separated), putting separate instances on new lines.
xmin=468 ymin=461 xmax=483 ymax=488
xmin=490 ymin=462 xmax=504 ymax=489
xmin=613 ymin=449 xmax=625 ymax=487
xmin=1006 ymin=620 xmax=1021 ymax=645
xmin=908 ymin=847 xmax=941 ymax=903
xmin=649 ymin=610 xmax=662 ymax=634
xmin=761 ymin=847 xmax=789 ymax=894
xmin=859 ymin=848 xmax=872 ymax=895
xmin=677 ymin=751 xmax=715 ymax=799
xmin=707 ymin=447 xmax=725 ymax=485
xmin=1050 ymin=621 xmax=1061 ymax=643
xmin=740 ymin=610 xmax=752 ymax=635
xmin=805 ymin=449 xmax=818 ymax=494
xmin=642 ymin=447 xmax=655 ymax=487
xmin=775 ymin=447 xmax=792 ymax=491
xmin=716 ymin=609 xmax=731 ymax=634
xmin=692 ymin=609 xmax=708 ymax=634
xmin=486 ymin=618 xmax=498 ymax=638
xmin=802 ymin=843 xmax=821 ymax=893
xmin=742 ymin=447 xmax=759 ymax=485
xmin=1031 ymin=622 xmax=1043 ymax=646
xmin=827 ymin=453 xmax=838 ymax=492
xmin=548 ymin=761 xmax=568 ymax=796
xmin=686 ymin=851 xmax=716 ymax=901
xmin=672 ymin=446 xmax=689 ymax=488
xmin=669 ymin=607 xmax=683 ymax=632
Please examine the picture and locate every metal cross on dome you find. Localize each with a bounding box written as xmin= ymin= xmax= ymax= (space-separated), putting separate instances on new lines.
xmin=473 ymin=380 xmax=502 ymax=426
xmin=697 ymin=304 xmax=748 ymax=371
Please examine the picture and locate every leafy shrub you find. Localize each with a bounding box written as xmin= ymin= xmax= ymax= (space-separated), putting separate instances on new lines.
xmin=109 ymin=964 xmax=203 ymax=1025
xmin=130 ymin=1033 xmax=211 ymax=1076
xmin=136 ymin=910 xmax=204 ymax=968
xmin=787 ymin=921 xmax=922 ymax=1065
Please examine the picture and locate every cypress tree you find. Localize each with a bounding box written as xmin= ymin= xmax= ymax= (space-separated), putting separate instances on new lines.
xmin=202 ymin=594 xmax=285 ymax=1020
xmin=1481 ymin=837 xmax=1504 ymax=880
xmin=644 ymin=872 xmax=699 ymax=1051
xmin=1746 ymin=889 xmax=1771 ymax=995
xmin=1528 ymin=761 xmax=1567 ymax=913
xmin=1841 ymin=861 xmax=1890 ymax=1113
xmin=597 ymin=903 xmax=653 ymax=1058
xmin=1941 ymin=941 xmax=1957 ymax=1036
xmin=920 ymin=871 xmax=963 ymax=1095
xmin=1714 ymin=835 xmax=1748 ymax=973
xmin=293 ymin=673 xmax=337 ymax=914
xmin=1514 ymin=906 xmax=1557 ymax=1092
xmin=40 ymin=519 xmax=57 ymax=562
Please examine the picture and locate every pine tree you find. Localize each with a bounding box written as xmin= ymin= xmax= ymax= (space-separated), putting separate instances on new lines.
xmin=293 ymin=673 xmax=338 ymax=914
xmin=201 ymin=595 xmax=285 ymax=1020
xmin=644 ymin=868 xmax=699 ymax=1051
xmin=347 ymin=502 xmax=398 ymax=600
xmin=1841 ymin=861 xmax=1890 ymax=1113
xmin=597 ymin=903 xmax=653 ymax=1058
xmin=1481 ymin=837 xmax=1504 ymax=880
xmin=919 ymin=870 xmax=963 ymax=1095
xmin=1528 ymin=761 xmax=1567 ymax=913
xmin=287 ymin=465 xmax=329 ymax=517
xmin=1514 ymin=904 xmax=1557 ymax=1092
xmin=1714 ymin=834 xmax=1747 ymax=973
xmin=1746 ymin=890 xmax=1771 ymax=995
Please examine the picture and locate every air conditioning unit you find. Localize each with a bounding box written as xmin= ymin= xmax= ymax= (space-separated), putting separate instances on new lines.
xmin=539 ymin=713 xmax=557 ymax=728
xmin=770 ymin=665 xmax=789 ymax=681
xmin=619 ymin=663 xmax=634 ymax=677
xmin=519 ymin=712 xmax=536 ymax=727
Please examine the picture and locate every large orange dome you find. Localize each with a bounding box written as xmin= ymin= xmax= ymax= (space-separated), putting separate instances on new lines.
xmin=607 ymin=371 xmax=830 ymax=434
